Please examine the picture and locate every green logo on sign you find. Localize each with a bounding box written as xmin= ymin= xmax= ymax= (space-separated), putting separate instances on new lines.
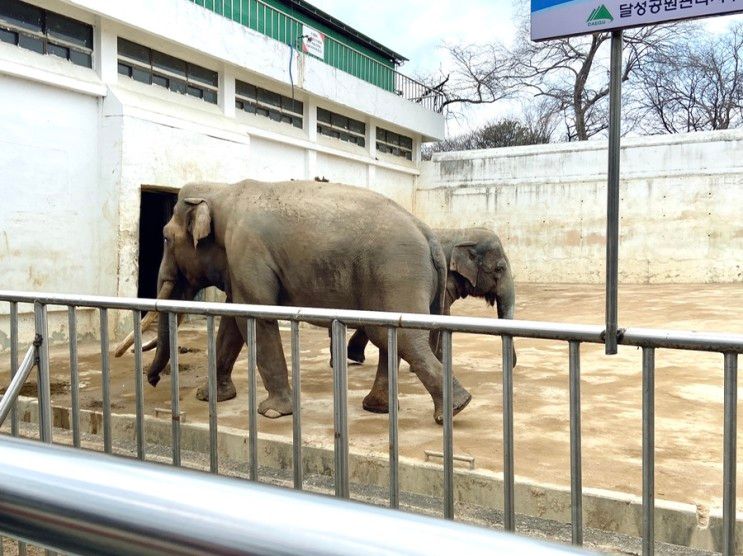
xmin=587 ymin=5 xmax=614 ymax=25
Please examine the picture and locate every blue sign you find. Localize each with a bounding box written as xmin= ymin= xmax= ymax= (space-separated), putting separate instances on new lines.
xmin=532 ymin=0 xmax=743 ymax=41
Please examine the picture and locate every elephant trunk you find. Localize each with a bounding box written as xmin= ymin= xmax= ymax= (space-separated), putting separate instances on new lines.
xmin=147 ymin=302 xmax=172 ymax=387
xmin=495 ymin=267 xmax=518 ymax=366
xmin=112 ymin=281 xmax=173 ymax=358
xmin=495 ymin=266 xmax=516 ymax=321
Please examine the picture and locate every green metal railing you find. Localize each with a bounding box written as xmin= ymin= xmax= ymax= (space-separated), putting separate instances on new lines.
xmin=190 ymin=0 xmax=393 ymax=89
xmin=188 ymin=0 xmax=445 ymax=111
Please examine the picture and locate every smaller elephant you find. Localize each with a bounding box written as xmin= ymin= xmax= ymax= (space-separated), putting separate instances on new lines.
xmin=344 ymin=227 xmax=517 ymax=366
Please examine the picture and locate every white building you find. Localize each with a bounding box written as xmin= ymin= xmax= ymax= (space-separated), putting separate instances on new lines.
xmin=0 ymin=0 xmax=445 ymax=338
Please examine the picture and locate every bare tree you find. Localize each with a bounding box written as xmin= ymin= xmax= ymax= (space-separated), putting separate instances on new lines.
xmin=634 ymin=23 xmax=743 ymax=133
xmin=427 ymin=1 xmax=679 ymax=140
xmin=423 ymin=117 xmax=551 ymax=159
xmin=506 ymin=18 xmax=679 ymax=140
xmin=521 ymin=97 xmax=560 ymax=142
xmin=418 ymin=42 xmax=516 ymax=115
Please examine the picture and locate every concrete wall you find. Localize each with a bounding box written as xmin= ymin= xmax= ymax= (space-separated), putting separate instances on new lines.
xmin=415 ymin=130 xmax=743 ymax=284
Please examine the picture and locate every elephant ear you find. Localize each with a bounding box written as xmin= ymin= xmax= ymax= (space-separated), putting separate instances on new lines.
xmin=184 ymin=198 xmax=211 ymax=248
xmin=450 ymin=241 xmax=479 ymax=287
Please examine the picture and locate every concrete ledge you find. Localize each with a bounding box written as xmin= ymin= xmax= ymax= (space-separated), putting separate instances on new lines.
xmin=9 ymin=397 xmax=739 ymax=552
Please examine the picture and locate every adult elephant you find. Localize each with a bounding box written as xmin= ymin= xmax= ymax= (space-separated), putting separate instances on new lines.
xmin=344 ymin=228 xmax=517 ymax=366
xmin=135 ymin=179 xmax=471 ymax=424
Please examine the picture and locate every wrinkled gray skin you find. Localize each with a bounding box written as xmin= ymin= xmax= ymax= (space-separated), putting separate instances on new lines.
xmin=345 ymin=228 xmax=517 ymax=366
xmin=147 ymin=179 xmax=472 ymax=424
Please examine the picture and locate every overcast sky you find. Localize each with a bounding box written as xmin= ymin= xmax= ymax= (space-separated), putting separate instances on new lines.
xmin=309 ymin=0 xmax=517 ymax=75
xmin=310 ymin=0 xmax=743 ymax=136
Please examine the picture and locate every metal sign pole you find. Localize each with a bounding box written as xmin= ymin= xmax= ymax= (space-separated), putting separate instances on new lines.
xmin=605 ymin=30 xmax=622 ymax=355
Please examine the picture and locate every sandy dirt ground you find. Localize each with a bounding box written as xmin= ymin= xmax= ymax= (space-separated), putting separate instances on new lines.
xmin=1 ymin=283 xmax=742 ymax=513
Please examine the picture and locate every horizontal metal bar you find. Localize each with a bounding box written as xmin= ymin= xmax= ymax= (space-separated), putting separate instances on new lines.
xmin=0 ymin=290 xmax=741 ymax=353
xmin=621 ymin=328 xmax=743 ymax=353
xmin=0 ymin=346 xmax=36 ymax=426
xmin=0 ymin=435 xmax=579 ymax=556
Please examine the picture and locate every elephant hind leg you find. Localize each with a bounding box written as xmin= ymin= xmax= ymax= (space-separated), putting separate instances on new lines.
xmin=231 ymin=276 xmax=293 ymax=418
xmin=347 ymin=328 xmax=369 ymax=364
xmin=361 ymin=328 xmax=399 ymax=413
xmin=395 ymin=328 xmax=472 ymax=425
xmin=250 ymin=318 xmax=292 ymax=418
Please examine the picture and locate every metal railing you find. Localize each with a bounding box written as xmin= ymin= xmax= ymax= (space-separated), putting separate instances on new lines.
xmin=0 ymin=436 xmax=586 ymax=556
xmin=187 ymin=0 xmax=445 ymax=111
xmin=0 ymin=290 xmax=742 ymax=555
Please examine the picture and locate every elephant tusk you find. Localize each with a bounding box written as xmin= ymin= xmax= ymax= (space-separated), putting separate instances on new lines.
xmin=140 ymin=336 xmax=158 ymax=352
xmin=113 ymin=281 xmax=175 ymax=357
xmin=136 ymin=313 xmax=184 ymax=353
xmin=113 ymin=311 xmax=158 ymax=357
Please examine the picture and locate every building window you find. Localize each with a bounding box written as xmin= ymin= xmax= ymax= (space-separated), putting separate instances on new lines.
xmin=235 ymin=80 xmax=303 ymax=129
xmin=0 ymin=0 xmax=93 ymax=68
xmin=376 ymin=127 xmax=413 ymax=160
xmin=317 ymin=108 xmax=365 ymax=147
xmin=117 ymin=38 xmax=218 ymax=104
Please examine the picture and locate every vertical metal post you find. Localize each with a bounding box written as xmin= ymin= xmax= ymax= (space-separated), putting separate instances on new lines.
xmin=442 ymin=330 xmax=454 ymax=520
xmin=605 ymin=29 xmax=623 ymax=355
xmin=100 ymin=308 xmax=111 ymax=454
xmin=723 ymin=353 xmax=738 ymax=556
xmin=569 ymin=341 xmax=583 ymax=546
xmin=247 ymin=318 xmax=258 ymax=481
xmin=331 ymin=320 xmax=349 ymax=499
xmin=388 ymin=327 xmax=399 ymax=509
xmin=642 ymin=347 xmax=655 ymax=556
xmin=68 ymin=307 xmax=80 ymax=448
xmin=291 ymin=321 xmax=303 ymax=490
xmin=207 ymin=316 xmax=218 ymax=474
xmin=33 ymin=302 xmax=52 ymax=444
xmin=502 ymin=335 xmax=515 ymax=531
xmin=168 ymin=312 xmax=181 ymax=466
xmin=133 ymin=311 xmax=145 ymax=461
xmin=9 ymin=302 xmax=19 ymax=437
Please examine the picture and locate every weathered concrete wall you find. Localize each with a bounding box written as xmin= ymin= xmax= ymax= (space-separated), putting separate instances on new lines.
xmin=415 ymin=130 xmax=743 ymax=284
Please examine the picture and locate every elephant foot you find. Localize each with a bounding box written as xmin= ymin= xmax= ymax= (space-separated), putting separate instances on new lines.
xmin=433 ymin=386 xmax=472 ymax=425
xmin=362 ymin=390 xmax=389 ymax=414
xmin=328 ymin=356 xmax=365 ymax=368
xmin=195 ymin=379 xmax=237 ymax=402
xmin=347 ymin=348 xmax=365 ymax=364
xmin=259 ymin=393 xmax=293 ymax=418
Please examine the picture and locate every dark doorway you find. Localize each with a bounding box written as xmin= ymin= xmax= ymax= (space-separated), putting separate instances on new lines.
xmin=138 ymin=189 xmax=177 ymax=299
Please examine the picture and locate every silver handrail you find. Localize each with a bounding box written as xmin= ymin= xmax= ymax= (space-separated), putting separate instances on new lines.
xmin=1 ymin=290 xmax=741 ymax=352
xmin=0 ymin=436 xmax=586 ymax=556
xmin=0 ymin=346 xmax=35 ymax=426
xmin=1 ymin=289 xmax=741 ymax=554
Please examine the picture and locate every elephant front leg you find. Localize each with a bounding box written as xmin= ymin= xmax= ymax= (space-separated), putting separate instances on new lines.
xmin=196 ymin=315 xmax=241 ymax=402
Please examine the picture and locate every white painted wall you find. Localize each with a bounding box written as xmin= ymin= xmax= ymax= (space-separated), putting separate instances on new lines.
xmin=415 ymin=130 xmax=743 ymax=284
xmin=0 ymin=74 xmax=103 ymax=295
